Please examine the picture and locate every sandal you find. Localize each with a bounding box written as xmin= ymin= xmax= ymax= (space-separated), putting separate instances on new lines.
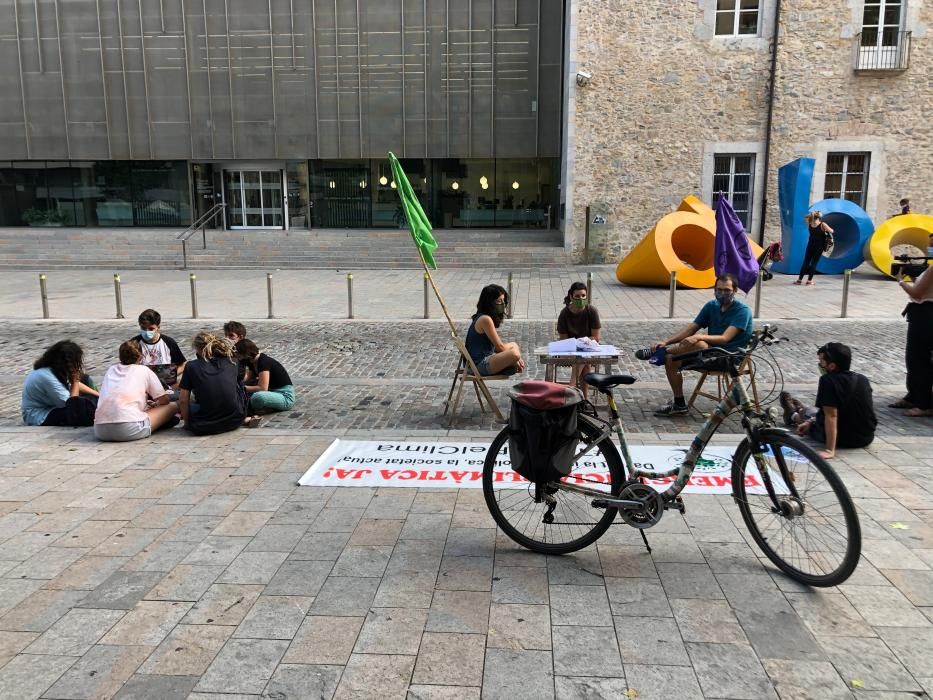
xmin=245 ymin=415 xmax=263 ymax=428
xmin=793 ymin=280 xmax=802 ymax=285
xmin=805 ymin=280 xmax=815 ymax=286
xmin=903 ymin=408 xmax=933 ymax=417
xmin=888 ymin=399 xmax=913 ymax=409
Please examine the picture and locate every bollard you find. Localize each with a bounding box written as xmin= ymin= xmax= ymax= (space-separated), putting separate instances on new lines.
xmin=423 ymin=273 xmax=430 ymax=319
xmin=189 ymin=273 xmax=199 ymax=319
xmin=841 ymin=268 xmax=852 ymax=318
xmin=584 ymin=205 xmax=591 ymax=265
xmin=507 ymin=272 xmax=514 ymax=319
xmin=347 ymin=273 xmax=354 ymax=319
xmin=668 ymin=271 xmax=677 ymax=319
xmin=753 ymin=269 xmax=764 ymax=318
xmin=113 ymin=274 xmax=124 ymax=319
xmin=586 ymin=271 xmax=593 ymax=305
xmin=38 ymin=273 xmax=49 ymax=319
xmin=266 ymin=272 xmax=274 ymax=319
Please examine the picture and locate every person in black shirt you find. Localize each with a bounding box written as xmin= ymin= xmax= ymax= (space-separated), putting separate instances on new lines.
xmin=779 ymin=342 xmax=876 ymax=459
xmin=794 ymin=211 xmax=834 ymax=286
xmin=235 ymin=339 xmax=295 ymax=414
xmin=180 ymin=332 xmax=258 ymax=434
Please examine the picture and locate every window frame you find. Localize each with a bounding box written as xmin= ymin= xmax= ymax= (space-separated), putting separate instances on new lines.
xmin=712 ymin=153 xmax=756 ymax=231
xmin=823 ymin=152 xmax=871 ymax=209
xmin=714 ymin=0 xmax=762 ymax=37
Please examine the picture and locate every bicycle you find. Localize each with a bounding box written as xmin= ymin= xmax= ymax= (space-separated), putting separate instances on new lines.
xmin=482 ymin=325 xmax=862 ymax=587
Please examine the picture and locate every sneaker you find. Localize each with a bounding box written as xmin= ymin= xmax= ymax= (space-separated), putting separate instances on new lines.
xmin=634 ymin=347 xmax=653 ymax=361
xmin=654 ymin=401 xmax=688 ymax=417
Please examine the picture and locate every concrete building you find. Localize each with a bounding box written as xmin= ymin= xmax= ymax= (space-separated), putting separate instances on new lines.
xmin=565 ymin=0 xmax=931 ymax=262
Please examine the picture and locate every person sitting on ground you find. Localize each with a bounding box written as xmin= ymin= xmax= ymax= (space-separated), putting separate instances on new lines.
xmin=556 ymin=281 xmax=602 ymax=399
xmin=224 ymin=321 xmax=248 ymax=344
xmin=94 ymin=340 xmax=179 ymax=441
xmin=179 ymin=332 xmax=259 ymax=435
xmin=134 ymin=308 xmax=187 ymax=389
xmin=234 ymin=339 xmax=295 ymax=414
xmin=642 ymin=273 xmax=753 ymax=416
xmin=21 ymin=340 xmax=99 ymax=427
xmin=779 ymin=342 xmax=876 ymax=459
xmin=466 ymin=284 xmax=525 ymax=376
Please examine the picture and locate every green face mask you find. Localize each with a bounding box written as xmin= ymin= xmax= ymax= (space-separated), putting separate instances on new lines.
xmin=494 ymin=302 xmax=507 ymax=314
xmin=571 ymin=298 xmax=588 ymax=309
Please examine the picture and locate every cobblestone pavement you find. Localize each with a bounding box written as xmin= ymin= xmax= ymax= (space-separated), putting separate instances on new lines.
xmin=0 ymin=264 xmax=909 ymax=322
xmin=0 ymin=426 xmax=931 ymax=699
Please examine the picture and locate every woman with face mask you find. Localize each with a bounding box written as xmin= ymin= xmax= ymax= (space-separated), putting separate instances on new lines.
xmin=893 ymin=232 xmax=933 ymax=417
xmin=464 ymin=284 xmax=525 ymax=376
xmin=556 ymin=282 xmax=602 ymax=398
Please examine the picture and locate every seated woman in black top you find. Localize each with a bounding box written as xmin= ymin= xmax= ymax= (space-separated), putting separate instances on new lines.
xmin=465 ymin=284 xmax=525 ymax=376
xmin=235 ymin=339 xmax=295 ymax=414
xmin=556 ymin=281 xmax=602 ymax=399
xmin=179 ymin=332 xmax=258 ymax=434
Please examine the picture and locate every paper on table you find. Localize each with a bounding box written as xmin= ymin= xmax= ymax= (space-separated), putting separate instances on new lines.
xmin=547 ymin=340 xmax=619 ymax=356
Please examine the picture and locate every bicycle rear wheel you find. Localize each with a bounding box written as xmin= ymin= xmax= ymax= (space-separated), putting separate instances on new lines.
xmin=732 ymin=431 xmax=861 ymax=587
xmin=482 ymin=415 xmax=625 ymax=554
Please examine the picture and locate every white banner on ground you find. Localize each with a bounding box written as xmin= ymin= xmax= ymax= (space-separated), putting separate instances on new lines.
xmin=298 ymin=439 xmax=780 ymax=495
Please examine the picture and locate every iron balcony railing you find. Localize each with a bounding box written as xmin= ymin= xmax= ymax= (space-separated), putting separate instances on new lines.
xmin=854 ymin=30 xmax=911 ymax=72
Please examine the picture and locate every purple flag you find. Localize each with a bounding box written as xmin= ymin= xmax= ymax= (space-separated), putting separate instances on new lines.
xmin=714 ymin=194 xmax=759 ymax=293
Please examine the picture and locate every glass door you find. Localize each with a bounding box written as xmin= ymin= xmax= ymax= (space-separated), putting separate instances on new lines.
xmin=224 ymin=170 xmax=285 ymax=229
xmin=859 ymin=0 xmax=903 ymax=68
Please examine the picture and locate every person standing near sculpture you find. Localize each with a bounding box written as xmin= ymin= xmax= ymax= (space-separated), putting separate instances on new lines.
xmin=893 ymin=232 xmax=933 ymax=416
xmin=795 ymin=211 xmax=834 ymax=286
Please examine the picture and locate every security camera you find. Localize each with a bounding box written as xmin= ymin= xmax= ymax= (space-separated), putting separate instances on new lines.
xmin=576 ymin=70 xmax=592 ymax=87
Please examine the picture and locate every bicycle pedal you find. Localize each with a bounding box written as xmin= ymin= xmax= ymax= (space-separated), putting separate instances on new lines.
xmin=664 ymin=496 xmax=685 ymax=514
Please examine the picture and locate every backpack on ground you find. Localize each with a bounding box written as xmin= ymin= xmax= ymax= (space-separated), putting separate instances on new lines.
xmin=507 ymin=380 xmax=583 ymax=484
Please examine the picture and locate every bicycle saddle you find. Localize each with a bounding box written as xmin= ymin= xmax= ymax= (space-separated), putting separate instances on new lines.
xmin=582 ymin=373 xmax=637 ymax=390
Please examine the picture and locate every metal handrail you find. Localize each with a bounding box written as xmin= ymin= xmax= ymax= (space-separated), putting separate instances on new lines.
xmin=178 ymin=203 xmax=225 ymax=269
xmin=854 ymin=30 xmax=911 ymax=72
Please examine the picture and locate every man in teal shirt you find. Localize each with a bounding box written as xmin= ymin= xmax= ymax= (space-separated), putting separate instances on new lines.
xmin=645 ymin=273 xmax=753 ymax=416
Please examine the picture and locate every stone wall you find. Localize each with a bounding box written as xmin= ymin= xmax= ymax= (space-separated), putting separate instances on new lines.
xmin=564 ymin=0 xmax=932 ymax=264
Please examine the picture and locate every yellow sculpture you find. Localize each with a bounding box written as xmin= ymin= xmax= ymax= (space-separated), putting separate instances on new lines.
xmin=616 ymin=196 xmax=763 ymax=288
xmin=863 ymin=213 xmax=933 ymax=277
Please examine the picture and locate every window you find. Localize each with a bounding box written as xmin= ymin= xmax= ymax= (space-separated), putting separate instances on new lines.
xmin=858 ymin=0 xmax=906 ymax=70
xmin=715 ymin=0 xmax=760 ymax=36
xmin=712 ymin=154 xmax=755 ymax=230
xmin=823 ymin=153 xmax=870 ymax=208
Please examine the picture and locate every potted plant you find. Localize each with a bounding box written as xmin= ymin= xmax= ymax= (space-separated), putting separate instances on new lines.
xmin=22 ymin=207 xmax=66 ymax=226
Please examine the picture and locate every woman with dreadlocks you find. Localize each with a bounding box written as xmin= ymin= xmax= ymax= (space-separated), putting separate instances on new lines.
xmin=179 ymin=332 xmax=259 ymax=434
xmin=21 ymin=340 xmax=99 ymax=426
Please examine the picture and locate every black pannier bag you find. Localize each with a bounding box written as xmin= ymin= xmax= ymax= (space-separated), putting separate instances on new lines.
xmin=507 ymin=380 xmax=584 ymax=484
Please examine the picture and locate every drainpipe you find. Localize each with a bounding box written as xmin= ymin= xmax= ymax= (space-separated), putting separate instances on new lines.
xmin=757 ymin=0 xmax=782 ymax=245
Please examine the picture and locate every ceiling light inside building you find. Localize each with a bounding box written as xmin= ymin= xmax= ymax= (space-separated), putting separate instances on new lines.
xmin=379 ymin=175 xmax=388 ymax=186
xmin=512 ymin=181 xmax=520 ymax=190
xmin=390 ymin=181 xmax=397 ymax=189
xmin=329 ymin=180 xmax=336 ymax=189
xmin=451 ymin=181 xmax=460 ymax=190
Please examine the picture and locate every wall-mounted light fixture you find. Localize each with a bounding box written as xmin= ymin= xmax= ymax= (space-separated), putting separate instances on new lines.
xmin=451 ymin=181 xmax=460 ymax=191
xmin=512 ymin=181 xmax=520 ymax=190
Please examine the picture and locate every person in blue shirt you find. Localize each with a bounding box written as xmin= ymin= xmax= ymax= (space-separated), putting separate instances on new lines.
xmin=21 ymin=340 xmax=99 ymax=426
xmin=644 ymin=273 xmax=754 ymax=416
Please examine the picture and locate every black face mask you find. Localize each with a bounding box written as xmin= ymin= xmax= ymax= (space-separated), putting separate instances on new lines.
xmin=714 ymin=289 xmax=734 ymax=306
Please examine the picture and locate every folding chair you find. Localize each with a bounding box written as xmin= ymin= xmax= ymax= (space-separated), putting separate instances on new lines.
xmin=687 ymin=355 xmax=760 ymax=412
xmin=443 ymin=333 xmax=511 ymax=426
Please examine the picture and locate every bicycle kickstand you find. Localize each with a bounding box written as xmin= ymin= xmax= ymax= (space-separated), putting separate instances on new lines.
xmin=638 ymin=529 xmax=652 ymax=554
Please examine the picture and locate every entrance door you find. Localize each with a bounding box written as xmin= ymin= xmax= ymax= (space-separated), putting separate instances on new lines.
xmin=858 ymin=0 xmax=904 ymax=69
xmin=224 ymin=170 xmax=284 ymax=229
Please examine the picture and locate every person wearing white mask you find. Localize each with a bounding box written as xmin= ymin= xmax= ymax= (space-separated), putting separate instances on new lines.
xmin=132 ymin=308 xmax=187 ymax=390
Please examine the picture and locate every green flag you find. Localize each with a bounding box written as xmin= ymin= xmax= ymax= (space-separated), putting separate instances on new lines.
xmin=388 ymin=152 xmax=438 ymax=269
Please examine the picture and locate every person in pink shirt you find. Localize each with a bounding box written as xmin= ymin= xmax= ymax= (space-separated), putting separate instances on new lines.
xmin=94 ymin=340 xmax=180 ymax=442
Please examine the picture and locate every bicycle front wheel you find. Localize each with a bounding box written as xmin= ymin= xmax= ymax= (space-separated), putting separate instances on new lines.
xmin=732 ymin=431 xmax=861 ymax=587
xmin=482 ymin=415 xmax=625 ymax=555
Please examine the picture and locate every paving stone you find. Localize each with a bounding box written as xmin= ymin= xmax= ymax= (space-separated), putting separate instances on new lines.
xmin=546 ymin=550 xmax=604 ymax=585
xmin=552 ymin=625 xmax=623 ymax=678
xmin=309 ymin=576 xmax=379 ymax=616
xmin=194 ymin=638 xmax=289 ymax=694
xmin=412 ymin=632 xmax=485 ymax=686
xmin=482 ymin=648 xmax=554 ymax=700
xmin=112 ymin=674 xmax=199 ymax=700
xmin=290 ymin=531 xmax=351 ymax=560
xmin=181 ymin=536 xmax=250 ymax=567
xmin=45 ymin=556 xmax=129 ymax=592
xmin=686 ymin=641 xmax=777 ymax=699
xmin=0 ymin=630 xmax=39 ymax=668
xmin=159 ymin=515 xmax=224 ymax=542
xmin=217 ymin=550 xmax=289 ymax=585
xmin=493 ymin=542 xmax=548 ymax=569
xmin=620 ymin=665 xmax=702 ymax=700
xmin=399 ymin=513 xmax=452 ymax=540
xmin=209 ymin=511 xmax=272 ymax=537
xmin=487 ymin=603 xmax=551 ymax=651
xmin=0 ymin=589 xmax=87 ymax=633
xmin=25 ymin=608 xmax=125 ymax=656
xmin=262 ymin=664 xmax=342 ymax=700
xmin=353 ymin=607 xmax=428 ymax=655
xmin=187 ymin=494 xmax=245 ymax=517
xmin=426 ymin=590 xmax=491 ymax=634
xmin=76 ymin=570 xmax=164 ymax=610
xmin=88 ymin=527 xmax=163 ymax=558
xmin=877 ymin=626 xmax=933 ymax=677
xmin=670 ymin=598 xmax=749 ymax=644
xmin=310 ymin=507 xmax=365 ymax=533
xmin=881 ymin=569 xmax=933 ymax=606
xmin=841 ymin=584 xmax=931 ymax=627
xmin=435 ymin=556 xmax=493 ymax=592
xmin=182 ymin=584 xmax=264 ymax=626
xmin=614 ymin=615 xmax=690 ymax=666
xmin=372 ymin=571 xmax=437 ymax=609
xmin=549 ymin=584 xmax=613 ymax=627
xmin=656 ymin=562 xmax=724 ymax=599
xmin=362 ymin=493 xmax=417 ymax=520
xmin=6 ymin=546 xmax=87 ymax=580
xmin=818 ymin=635 xmax=922 ymax=693
xmin=122 ymin=539 xmax=198 ymax=573
xmin=137 ymin=624 xmax=233 ymax=676
xmin=335 ymin=653 xmax=415 ymax=700
xmin=0 ymin=653 xmax=77 ymax=700
xmin=330 ymin=544 xmax=393 ymax=577
xmin=604 ymin=577 xmax=672 ymax=617
xmin=263 ymin=558 xmax=334 ymax=596
xmin=491 ymin=565 xmax=550 ymax=605
xmin=697 ymin=540 xmax=766 ymax=574
xmin=99 ymin=600 xmax=192 ymax=646
xmin=233 ymin=595 xmax=312 ymax=640
xmin=732 ymin=601 xmax=826 ymax=662
xmin=243 ymin=523 xmax=309 ymax=552
xmin=44 ymin=643 xmax=151 ymax=699
xmin=145 ymin=564 xmax=226 ymax=601
xmin=443 ymin=527 xmax=496 ymax=557
xmin=860 ymin=538 xmax=931 ymax=570
xmin=267 ymin=500 xmax=325 ymax=527
xmin=785 ymin=591 xmax=874 ymax=638
xmin=348 ymin=518 xmax=405 ymax=546
xmin=407 ymin=685 xmax=480 ymax=700
xmin=282 ymin=615 xmax=364 ymax=665
xmin=760 ymin=659 xmax=852 ymax=700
